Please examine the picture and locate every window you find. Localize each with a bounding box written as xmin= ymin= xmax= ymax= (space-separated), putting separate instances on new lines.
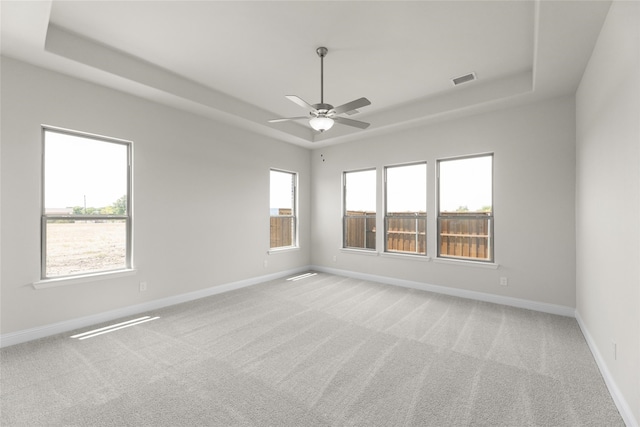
xmin=437 ymin=154 xmax=493 ymax=262
xmin=42 ymin=127 xmax=132 ymax=279
xmin=343 ymin=169 xmax=376 ymax=250
xmin=270 ymin=169 xmax=297 ymax=249
xmin=385 ymin=162 xmax=427 ymax=255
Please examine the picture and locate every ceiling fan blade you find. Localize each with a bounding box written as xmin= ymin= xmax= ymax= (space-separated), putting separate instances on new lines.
xmin=332 ymin=97 xmax=371 ymax=115
xmin=345 ymin=109 xmax=360 ymax=116
xmin=285 ymin=95 xmax=316 ymax=112
xmin=334 ymin=116 xmax=370 ymax=129
xmin=269 ymin=117 xmax=309 ymax=123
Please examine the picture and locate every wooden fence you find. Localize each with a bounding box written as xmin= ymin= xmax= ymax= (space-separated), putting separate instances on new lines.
xmin=344 ymin=211 xmax=427 ymax=253
xmin=439 ymin=212 xmax=491 ymax=260
xmin=273 ymin=209 xmax=491 ymax=260
xmin=344 ymin=212 xmax=376 ymax=249
xmin=386 ymin=214 xmax=426 ymax=254
xmin=270 ymin=209 xmax=294 ymax=248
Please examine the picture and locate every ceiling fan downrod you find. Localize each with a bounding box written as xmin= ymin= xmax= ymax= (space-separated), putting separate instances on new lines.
xmin=317 ymin=47 xmax=328 ymax=105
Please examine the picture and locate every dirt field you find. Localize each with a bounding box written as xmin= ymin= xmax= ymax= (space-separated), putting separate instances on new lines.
xmin=46 ymin=221 xmax=127 ymax=277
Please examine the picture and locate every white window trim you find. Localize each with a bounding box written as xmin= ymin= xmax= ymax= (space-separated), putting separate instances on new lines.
xmin=269 ymin=168 xmax=298 ymax=250
xmin=267 ymin=246 xmax=300 ymax=255
xmin=383 ymin=161 xmax=428 ymax=257
xmin=340 ymin=248 xmax=379 ymax=256
xmin=343 ymin=168 xmax=377 ymax=251
xmin=436 ymin=153 xmax=494 ymax=263
xmin=33 ymin=269 xmax=137 ymax=290
xmin=41 ymin=126 xmax=133 ymax=280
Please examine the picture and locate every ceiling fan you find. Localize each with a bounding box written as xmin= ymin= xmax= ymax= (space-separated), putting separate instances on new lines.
xmin=269 ymin=47 xmax=371 ymax=132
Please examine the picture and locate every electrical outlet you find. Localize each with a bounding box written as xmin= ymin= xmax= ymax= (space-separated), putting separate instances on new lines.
xmin=499 ymin=277 xmax=508 ymax=286
xmin=263 ymin=260 xmax=268 ymax=268
xmin=139 ymin=282 xmax=147 ymax=292
xmin=332 ymin=255 xmax=337 ymax=262
xmin=612 ymin=341 xmax=617 ymax=360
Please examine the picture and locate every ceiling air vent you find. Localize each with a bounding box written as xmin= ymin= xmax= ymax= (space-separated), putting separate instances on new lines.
xmin=451 ymin=72 xmax=477 ymax=86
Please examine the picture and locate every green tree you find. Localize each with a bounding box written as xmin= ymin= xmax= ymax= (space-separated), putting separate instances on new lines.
xmin=100 ymin=206 xmax=115 ymax=215
xmin=455 ymin=205 xmax=469 ymax=212
xmin=111 ymin=195 xmax=127 ymax=215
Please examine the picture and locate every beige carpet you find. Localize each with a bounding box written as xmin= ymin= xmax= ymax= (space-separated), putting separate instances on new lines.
xmin=0 ymin=272 xmax=623 ymax=426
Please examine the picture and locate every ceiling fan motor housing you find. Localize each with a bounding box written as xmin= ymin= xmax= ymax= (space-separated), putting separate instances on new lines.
xmin=312 ymin=103 xmax=334 ymax=116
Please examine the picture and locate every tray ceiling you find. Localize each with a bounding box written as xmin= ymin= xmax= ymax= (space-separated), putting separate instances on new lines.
xmin=1 ymin=1 xmax=612 ymax=147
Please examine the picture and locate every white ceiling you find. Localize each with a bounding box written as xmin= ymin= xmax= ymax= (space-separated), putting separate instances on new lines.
xmin=1 ymin=0 xmax=612 ymax=147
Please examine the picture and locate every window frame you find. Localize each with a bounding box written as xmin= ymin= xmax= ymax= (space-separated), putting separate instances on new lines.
xmin=269 ymin=168 xmax=298 ymax=250
xmin=436 ymin=153 xmax=494 ymax=263
xmin=342 ymin=168 xmax=377 ymax=251
xmin=384 ymin=161 xmax=428 ymax=256
xmin=41 ymin=126 xmax=133 ymax=280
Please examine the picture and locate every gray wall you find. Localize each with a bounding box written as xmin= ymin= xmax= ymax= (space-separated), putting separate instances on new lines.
xmin=576 ymin=0 xmax=640 ymax=423
xmin=311 ymin=96 xmax=577 ymax=308
xmin=0 ymin=57 xmax=311 ymax=334
xmin=2 ymin=10 xmax=638 ymax=419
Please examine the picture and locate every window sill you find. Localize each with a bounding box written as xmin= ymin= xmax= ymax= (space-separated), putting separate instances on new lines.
xmin=268 ymin=246 xmax=300 ymax=255
xmin=433 ymin=258 xmax=499 ymax=269
xmin=380 ymin=252 xmax=431 ymax=262
xmin=33 ymin=269 xmax=137 ymax=290
xmin=340 ymin=248 xmax=379 ymax=256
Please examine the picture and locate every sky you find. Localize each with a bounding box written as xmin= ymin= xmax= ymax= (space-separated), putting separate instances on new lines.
xmin=45 ymin=130 xmax=490 ymax=215
xmin=344 ymin=156 xmax=492 ymax=213
xmin=270 ymin=170 xmax=294 ymax=209
xmin=439 ymin=155 xmax=492 ymax=212
xmin=44 ymin=131 xmax=128 ymax=209
xmin=345 ymin=169 xmax=378 ymax=211
xmin=386 ymin=163 xmax=427 ymax=212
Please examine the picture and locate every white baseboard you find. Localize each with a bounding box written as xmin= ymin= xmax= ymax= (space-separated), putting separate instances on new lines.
xmin=311 ymin=265 xmax=576 ymax=317
xmin=0 ymin=264 xmax=574 ymax=344
xmin=0 ymin=266 xmax=310 ymax=348
xmin=575 ymin=311 xmax=639 ymax=427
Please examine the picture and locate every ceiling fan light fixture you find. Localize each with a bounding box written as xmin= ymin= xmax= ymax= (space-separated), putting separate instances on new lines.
xmin=309 ymin=116 xmax=334 ymax=132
